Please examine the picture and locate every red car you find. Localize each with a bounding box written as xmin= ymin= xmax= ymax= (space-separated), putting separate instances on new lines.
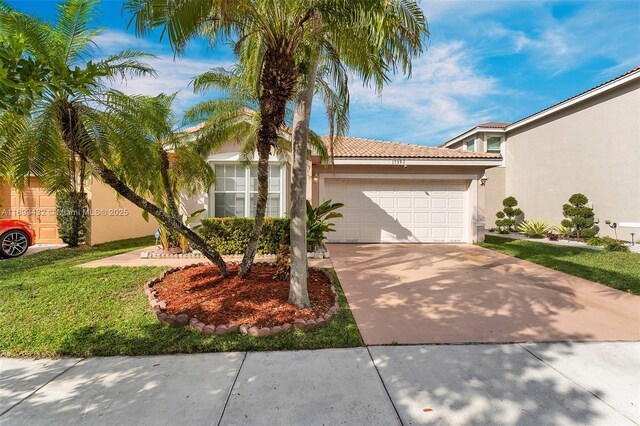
xmin=0 ymin=219 xmax=36 ymax=258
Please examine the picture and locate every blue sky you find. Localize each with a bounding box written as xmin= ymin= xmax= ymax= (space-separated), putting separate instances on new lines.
xmin=8 ymin=0 xmax=640 ymax=145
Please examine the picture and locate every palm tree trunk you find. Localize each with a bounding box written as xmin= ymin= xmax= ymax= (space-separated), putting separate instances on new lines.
xmin=240 ymin=43 xmax=297 ymax=277
xmin=289 ymin=52 xmax=320 ymax=308
xmin=68 ymin=145 xmax=229 ymax=276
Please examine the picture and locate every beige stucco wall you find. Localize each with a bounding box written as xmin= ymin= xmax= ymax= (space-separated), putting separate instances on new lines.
xmin=87 ymin=178 xmax=157 ymax=245
xmin=484 ymin=166 xmax=507 ymax=228
xmin=504 ymin=78 xmax=640 ymax=239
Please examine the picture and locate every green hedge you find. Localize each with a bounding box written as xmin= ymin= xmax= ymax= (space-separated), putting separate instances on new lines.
xmin=198 ymin=217 xmax=290 ymax=255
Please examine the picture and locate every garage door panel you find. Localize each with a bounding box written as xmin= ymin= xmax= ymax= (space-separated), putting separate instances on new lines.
xmin=448 ymin=212 xmax=464 ymax=224
xmin=431 ymin=198 xmax=446 ymax=209
xmin=324 ymin=178 xmax=468 ymax=243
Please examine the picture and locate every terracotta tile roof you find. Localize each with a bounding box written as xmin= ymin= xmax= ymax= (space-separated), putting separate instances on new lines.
xmin=321 ymin=136 xmax=502 ymax=159
xmin=476 ymin=122 xmax=511 ymax=129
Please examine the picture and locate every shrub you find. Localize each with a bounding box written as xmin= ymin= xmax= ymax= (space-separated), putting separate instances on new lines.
xmin=517 ymin=220 xmax=552 ymax=238
xmin=555 ymin=224 xmax=574 ymax=240
xmin=56 ymin=191 xmax=89 ymax=247
xmin=562 ymin=193 xmax=597 ymax=239
xmin=199 ymin=217 xmax=290 ymax=255
xmin=586 ymin=236 xmax=616 ymax=247
xmin=605 ymin=240 xmax=630 ymax=252
xmin=495 ymin=196 xmax=523 ymax=233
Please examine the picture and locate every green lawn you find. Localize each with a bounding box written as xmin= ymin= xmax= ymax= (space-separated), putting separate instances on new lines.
xmin=480 ymin=235 xmax=640 ymax=295
xmin=0 ymin=237 xmax=362 ymax=358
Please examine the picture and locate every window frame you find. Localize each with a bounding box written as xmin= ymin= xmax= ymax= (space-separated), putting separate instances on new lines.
xmin=486 ymin=135 xmax=503 ymax=154
xmin=463 ymin=139 xmax=476 ymax=151
xmin=209 ymin=162 xmax=286 ymax=219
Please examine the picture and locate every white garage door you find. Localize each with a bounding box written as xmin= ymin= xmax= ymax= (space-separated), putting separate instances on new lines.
xmin=323 ymin=179 xmax=468 ymax=243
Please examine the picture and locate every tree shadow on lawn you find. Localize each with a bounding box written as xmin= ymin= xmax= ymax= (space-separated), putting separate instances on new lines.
xmin=481 ymin=237 xmax=640 ymax=294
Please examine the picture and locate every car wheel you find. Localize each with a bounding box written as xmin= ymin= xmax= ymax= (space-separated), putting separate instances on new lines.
xmin=0 ymin=230 xmax=30 ymax=258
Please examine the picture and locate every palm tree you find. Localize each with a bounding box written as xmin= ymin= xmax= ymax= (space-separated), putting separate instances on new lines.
xmin=287 ymin=1 xmax=428 ymax=307
xmin=0 ymin=0 xmax=230 ymax=274
xmin=126 ymin=0 xmax=374 ymax=277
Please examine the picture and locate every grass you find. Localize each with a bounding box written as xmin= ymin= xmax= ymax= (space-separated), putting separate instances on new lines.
xmin=0 ymin=237 xmax=362 ymax=358
xmin=480 ymin=235 xmax=640 ymax=295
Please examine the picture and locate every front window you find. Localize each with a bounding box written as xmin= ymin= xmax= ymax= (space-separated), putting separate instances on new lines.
xmin=487 ymin=136 xmax=502 ymax=153
xmin=464 ymin=139 xmax=475 ymax=151
xmin=211 ymin=163 xmax=283 ymax=218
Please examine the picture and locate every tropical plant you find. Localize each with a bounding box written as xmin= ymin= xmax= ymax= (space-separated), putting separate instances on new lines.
xmin=517 ymin=220 xmax=552 ymax=238
xmin=555 ymin=224 xmax=573 ymax=240
xmin=273 ymin=243 xmax=292 ymax=281
xmin=562 ymin=193 xmax=597 ymax=239
xmin=495 ymin=196 xmax=523 ymax=233
xmin=306 ymin=199 xmax=343 ymax=252
xmin=0 ymin=0 xmax=229 ymax=274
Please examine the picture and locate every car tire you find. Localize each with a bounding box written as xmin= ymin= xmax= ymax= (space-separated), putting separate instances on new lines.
xmin=0 ymin=230 xmax=30 ymax=258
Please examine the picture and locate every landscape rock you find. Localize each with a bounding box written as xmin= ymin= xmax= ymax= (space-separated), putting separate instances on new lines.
xmin=202 ymin=325 xmax=216 ymax=335
xmin=176 ymin=314 xmax=189 ymax=327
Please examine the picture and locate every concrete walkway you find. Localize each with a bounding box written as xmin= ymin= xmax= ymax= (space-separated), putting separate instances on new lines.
xmin=328 ymin=243 xmax=640 ymax=345
xmin=1 ymin=342 xmax=638 ymax=425
xmin=77 ymin=246 xmax=332 ymax=268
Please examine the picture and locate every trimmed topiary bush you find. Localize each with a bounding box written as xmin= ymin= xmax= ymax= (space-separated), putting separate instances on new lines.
xmin=495 ymin=196 xmax=523 ymax=233
xmin=198 ymin=217 xmax=290 ymax=255
xmin=561 ymin=193 xmax=597 ymax=239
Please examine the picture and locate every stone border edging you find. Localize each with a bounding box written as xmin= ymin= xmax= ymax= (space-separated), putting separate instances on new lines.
xmin=144 ymin=263 xmax=340 ymax=337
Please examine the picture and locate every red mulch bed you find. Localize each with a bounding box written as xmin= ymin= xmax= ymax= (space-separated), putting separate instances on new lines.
xmin=154 ymin=264 xmax=334 ymax=328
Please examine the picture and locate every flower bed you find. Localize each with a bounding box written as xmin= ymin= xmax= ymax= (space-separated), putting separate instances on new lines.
xmin=144 ymin=263 xmax=339 ymax=336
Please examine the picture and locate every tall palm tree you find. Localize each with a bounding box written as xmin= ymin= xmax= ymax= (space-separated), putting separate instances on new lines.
xmin=0 ymin=0 xmax=230 ymax=274
xmin=287 ymin=1 xmax=429 ymax=307
xmin=126 ymin=0 xmax=373 ymax=277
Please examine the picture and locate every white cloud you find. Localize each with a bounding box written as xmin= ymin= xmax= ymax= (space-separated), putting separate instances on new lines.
xmin=95 ymin=30 xmax=233 ymax=111
xmin=347 ymin=41 xmax=498 ymax=144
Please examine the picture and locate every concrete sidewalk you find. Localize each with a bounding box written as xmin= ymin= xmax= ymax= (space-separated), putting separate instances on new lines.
xmin=1 ymin=342 xmax=638 ymax=425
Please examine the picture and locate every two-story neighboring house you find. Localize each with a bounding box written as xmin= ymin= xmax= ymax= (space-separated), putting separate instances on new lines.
xmin=440 ymin=66 xmax=640 ymax=240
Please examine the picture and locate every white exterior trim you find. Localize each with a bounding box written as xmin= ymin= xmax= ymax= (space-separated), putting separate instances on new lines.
xmin=507 ymin=69 xmax=640 ymax=131
xmin=329 ymin=158 xmax=502 ymax=166
xmin=441 ymin=128 xmax=506 ymax=148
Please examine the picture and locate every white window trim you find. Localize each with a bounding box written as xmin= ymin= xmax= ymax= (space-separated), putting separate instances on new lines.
xmin=208 ymin=161 xmax=287 ymax=219
xmin=463 ymin=139 xmax=475 ymax=152
xmin=485 ymin=134 xmax=506 ymax=167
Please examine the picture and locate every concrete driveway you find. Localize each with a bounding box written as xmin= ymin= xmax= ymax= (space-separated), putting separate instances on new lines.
xmin=328 ymin=243 xmax=640 ymax=345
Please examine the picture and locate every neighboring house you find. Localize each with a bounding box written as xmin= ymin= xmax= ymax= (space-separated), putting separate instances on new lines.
xmin=182 ymin=135 xmax=502 ymax=243
xmin=440 ymin=66 xmax=640 ymax=240
xmin=0 ymin=177 xmax=156 ymax=245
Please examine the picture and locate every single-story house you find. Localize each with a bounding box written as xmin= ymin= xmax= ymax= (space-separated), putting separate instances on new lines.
xmin=440 ymin=65 xmax=640 ymax=240
xmin=182 ymin=135 xmax=502 ymax=244
xmin=0 ymin=177 xmax=156 ymax=245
